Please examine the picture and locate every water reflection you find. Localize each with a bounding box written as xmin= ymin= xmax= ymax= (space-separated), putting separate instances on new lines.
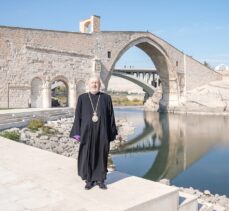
xmin=111 ymin=109 xmax=229 ymax=196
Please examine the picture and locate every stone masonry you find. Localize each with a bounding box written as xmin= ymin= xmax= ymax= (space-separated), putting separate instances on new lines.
xmin=0 ymin=15 xmax=222 ymax=111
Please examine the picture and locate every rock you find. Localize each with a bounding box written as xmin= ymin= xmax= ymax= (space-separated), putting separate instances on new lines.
xmin=20 ymin=132 xmax=28 ymax=141
xmin=21 ymin=128 xmax=29 ymax=133
xmin=182 ymin=79 xmax=229 ymax=114
xmin=195 ymin=190 xmax=203 ymax=197
xmin=144 ymin=87 xmax=162 ymax=111
xmin=184 ymin=187 xmax=195 ymax=195
xmin=40 ymin=135 xmax=49 ymax=140
xmin=159 ymin=179 xmax=170 ymax=185
xmin=50 ymin=137 xmax=58 ymax=142
xmin=55 ymin=146 xmax=64 ymax=154
xmin=59 ymin=137 xmax=69 ymax=143
xmin=6 ymin=127 xmax=20 ymax=133
xmin=204 ymin=190 xmax=211 ymax=195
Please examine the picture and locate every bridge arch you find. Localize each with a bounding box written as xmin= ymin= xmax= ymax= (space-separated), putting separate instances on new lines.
xmin=108 ymin=36 xmax=179 ymax=110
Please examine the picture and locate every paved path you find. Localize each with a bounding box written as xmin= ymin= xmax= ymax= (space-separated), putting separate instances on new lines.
xmin=0 ymin=108 xmax=73 ymax=130
xmin=0 ymin=137 xmax=178 ymax=211
xmin=0 ymin=108 xmax=64 ymax=115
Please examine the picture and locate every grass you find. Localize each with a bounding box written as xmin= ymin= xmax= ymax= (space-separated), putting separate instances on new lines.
xmin=111 ymin=96 xmax=143 ymax=106
xmin=0 ymin=131 xmax=20 ymax=141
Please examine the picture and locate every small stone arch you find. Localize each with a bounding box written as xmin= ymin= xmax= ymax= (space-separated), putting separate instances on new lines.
xmin=51 ymin=76 xmax=69 ymax=107
xmin=51 ymin=75 xmax=69 ymax=86
xmin=31 ymin=77 xmax=43 ymax=108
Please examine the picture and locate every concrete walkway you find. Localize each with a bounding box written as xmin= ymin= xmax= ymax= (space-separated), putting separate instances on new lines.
xmin=0 ymin=137 xmax=179 ymax=211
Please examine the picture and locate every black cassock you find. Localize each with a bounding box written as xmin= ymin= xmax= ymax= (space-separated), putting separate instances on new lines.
xmin=70 ymin=92 xmax=117 ymax=182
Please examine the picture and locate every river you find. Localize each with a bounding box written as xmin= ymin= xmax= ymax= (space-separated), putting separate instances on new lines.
xmin=111 ymin=107 xmax=229 ymax=197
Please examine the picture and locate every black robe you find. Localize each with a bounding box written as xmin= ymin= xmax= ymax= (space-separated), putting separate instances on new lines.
xmin=70 ymin=92 xmax=117 ymax=182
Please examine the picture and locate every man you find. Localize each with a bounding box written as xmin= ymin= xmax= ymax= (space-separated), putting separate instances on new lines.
xmin=70 ymin=75 xmax=117 ymax=190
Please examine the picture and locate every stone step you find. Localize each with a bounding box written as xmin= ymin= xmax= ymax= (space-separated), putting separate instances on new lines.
xmin=179 ymin=192 xmax=198 ymax=211
xmin=106 ymin=171 xmax=179 ymax=211
xmin=198 ymin=202 xmax=214 ymax=211
xmin=213 ymin=204 xmax=227 ymax=211
xmin=198 ymin=200 xmax=227 ymax=211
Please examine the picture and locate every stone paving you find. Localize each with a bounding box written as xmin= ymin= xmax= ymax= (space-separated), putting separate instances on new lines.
xmin=0 ymin=136 xmax=179 ymax=211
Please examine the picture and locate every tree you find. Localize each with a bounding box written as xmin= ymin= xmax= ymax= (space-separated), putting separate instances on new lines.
xmin=203 ymin=61 xmax=213 ymax=70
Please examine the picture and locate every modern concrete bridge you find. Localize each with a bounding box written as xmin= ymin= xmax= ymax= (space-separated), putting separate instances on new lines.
xmin=112 ymin=68 xmax=158 ymax=97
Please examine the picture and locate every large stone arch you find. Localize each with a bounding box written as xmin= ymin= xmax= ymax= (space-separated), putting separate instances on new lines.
xmin=31 ymin=77 xmax=43 ymax=108
xmin=108 ymin=37 xmax=179 ymax=110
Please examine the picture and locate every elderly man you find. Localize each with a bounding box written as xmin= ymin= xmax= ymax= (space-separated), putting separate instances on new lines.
xmin=70 ymin=75 xmax=117 ymax=190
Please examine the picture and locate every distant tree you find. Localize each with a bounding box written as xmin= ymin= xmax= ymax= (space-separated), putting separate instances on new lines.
xmin=203 ymin=61 xmax=213 ymax=70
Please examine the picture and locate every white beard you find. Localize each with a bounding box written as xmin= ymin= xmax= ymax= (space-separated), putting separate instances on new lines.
xmin=90 ymin=90 xmax=99 ymax=94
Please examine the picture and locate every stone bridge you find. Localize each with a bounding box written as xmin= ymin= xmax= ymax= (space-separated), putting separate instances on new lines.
xmin=0 ymin=15 xmax=222 ymax=111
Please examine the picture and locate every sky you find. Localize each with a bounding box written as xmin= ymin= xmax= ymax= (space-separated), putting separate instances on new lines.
xmin=1 ymin=0 xmax=229 ymax=69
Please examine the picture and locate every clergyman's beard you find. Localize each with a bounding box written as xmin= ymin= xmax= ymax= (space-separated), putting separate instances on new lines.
xmin=90 ymin=88 xmax=99 ymax=94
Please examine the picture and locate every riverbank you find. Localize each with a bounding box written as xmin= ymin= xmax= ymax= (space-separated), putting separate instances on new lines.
xmin=0 ymin=117 xmax=133 ymax=160
xmin=144 ymin=79 xmax=229 ymax=115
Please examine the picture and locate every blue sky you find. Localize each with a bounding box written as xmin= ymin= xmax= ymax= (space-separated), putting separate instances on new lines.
xmin=1 ymin=0 xmax=229 ymax=68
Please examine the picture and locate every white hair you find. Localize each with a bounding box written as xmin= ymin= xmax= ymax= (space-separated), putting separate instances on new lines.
xmin=89 ymin=74 xmax=101 ymax=84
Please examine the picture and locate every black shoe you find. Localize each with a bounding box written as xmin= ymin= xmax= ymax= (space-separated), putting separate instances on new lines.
xmin=85 ymin=181 xmax=94 ymax=190
xmin=97 ymin=181 xmax=107 ymax=189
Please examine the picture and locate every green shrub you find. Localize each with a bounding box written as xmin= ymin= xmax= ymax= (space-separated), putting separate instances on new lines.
xmin=42 ymin=126 xmax=56 ymax=135
xmin=0 ymin=131 xmax=20 ymax=141
xmin=28 ymin=119 xmax=44 ymax=132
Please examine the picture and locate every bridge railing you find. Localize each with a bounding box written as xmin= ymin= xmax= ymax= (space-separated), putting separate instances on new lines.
xmin=113 ymin=68 xmax=161 ymax=88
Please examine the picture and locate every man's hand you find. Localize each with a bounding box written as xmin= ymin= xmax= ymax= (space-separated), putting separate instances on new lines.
xmin=116 ymin=134 xmax=122 ymax=141
xmin=73 ymin=135 xmax=80 ymax=142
